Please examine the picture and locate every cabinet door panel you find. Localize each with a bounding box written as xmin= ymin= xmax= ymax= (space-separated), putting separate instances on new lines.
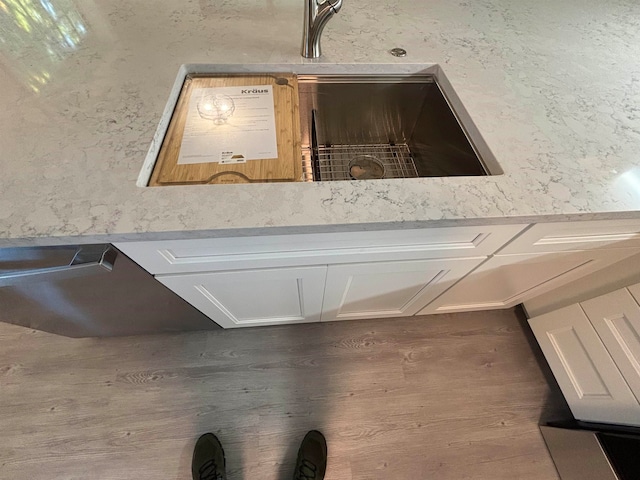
xmin=158 ymin=266 xmax=327 ymax=328
xmin=528 ymin=305 xmax=639 ymax=425
xmin=321 ymin=257 xmax=484 ymax=321
xmin=582 ymin=288 xmax=640 ymax=403
xmin=421 ymin=248 xmax=639 ymax=315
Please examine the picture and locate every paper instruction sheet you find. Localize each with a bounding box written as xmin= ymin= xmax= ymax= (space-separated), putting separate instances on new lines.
xmin=177 ymin=85 xmax=278 ymax=165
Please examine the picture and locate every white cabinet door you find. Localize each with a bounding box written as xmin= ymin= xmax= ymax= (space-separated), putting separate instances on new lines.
xmin=157 ymin=266 xmax=327 ymax=328
xmin=420 ymin=248 xmax=640 ymax=315
xmin=320 ymin=257 xmax=484 ymax=321
xmin=581 ymin=288 xmax=640 ymax=404
xmin=528 ymin=304 xmax=640 ymax=425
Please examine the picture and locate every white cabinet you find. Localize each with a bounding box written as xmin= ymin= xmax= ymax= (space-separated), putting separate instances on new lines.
xmin=528 ymin=284 xmax=640 ymax=426
xmin=114 ymin=225 xmax=525 ymax=327
xmin=581 ymin=289 xmax=640 ymax=404
xmin=320 ymin=257 xmax=484 ymax=321
xmin=114 ymin=220 xmax=640 ymax=327
xmin=157 ymin=266 xmax=327 ymax=328
xmin=420 ymin=248 xmax=640 ymax=315
xmin=529 ymin=304 xmax=639 ymax=425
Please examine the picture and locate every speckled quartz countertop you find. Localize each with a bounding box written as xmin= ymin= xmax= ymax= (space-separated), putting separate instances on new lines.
xmin=2 ymin=0 xmax=640 ymax=246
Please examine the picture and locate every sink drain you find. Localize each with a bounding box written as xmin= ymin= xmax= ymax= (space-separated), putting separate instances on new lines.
xmin=348 ymin=155 xmax=385 ymax=180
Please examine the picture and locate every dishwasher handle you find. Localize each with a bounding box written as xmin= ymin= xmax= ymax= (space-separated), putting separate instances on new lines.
xmin=0 ymin=246 xmax=117 ymax=288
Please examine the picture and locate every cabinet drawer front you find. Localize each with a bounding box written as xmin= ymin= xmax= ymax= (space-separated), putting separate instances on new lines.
xmin=500 ymin=220 xmax=640 ymax=254
xmin=582 ymin=288 xmax=640 ymax=404
xmin=114 ymin=225 xmax=526 ymax=275
xmin=528 ymin=304 xmax=639 ymax=425
xmin=157 ymin=266 xmax=327 ymax=328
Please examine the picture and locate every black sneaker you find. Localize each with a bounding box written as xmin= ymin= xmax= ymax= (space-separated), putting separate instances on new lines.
xmin=192 ymin=433 xmax=227 ymax=480
xmin=293 ymin=430 xmax=327 ymax=480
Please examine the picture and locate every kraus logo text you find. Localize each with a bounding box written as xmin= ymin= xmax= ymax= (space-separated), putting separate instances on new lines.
xmin=241 ymin=89 xmax=268 ymax=94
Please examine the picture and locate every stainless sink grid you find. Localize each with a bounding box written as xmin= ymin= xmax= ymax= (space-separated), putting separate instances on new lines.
xmin=311 ymin=144 xmax=419 ymax=181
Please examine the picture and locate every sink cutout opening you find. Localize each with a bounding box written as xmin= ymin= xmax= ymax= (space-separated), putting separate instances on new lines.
xmin=140 ymin=70 xmax=502 ymax=186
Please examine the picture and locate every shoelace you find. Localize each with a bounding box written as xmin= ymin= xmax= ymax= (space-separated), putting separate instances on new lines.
xmin=199 ymin=458 xmax=224 ymax=480
xmin=295 ymin=458 xmax=318 ymax=480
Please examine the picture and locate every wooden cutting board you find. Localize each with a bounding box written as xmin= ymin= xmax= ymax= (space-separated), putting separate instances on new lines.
xmin=149 ymin=74 xmax=302 ymax=185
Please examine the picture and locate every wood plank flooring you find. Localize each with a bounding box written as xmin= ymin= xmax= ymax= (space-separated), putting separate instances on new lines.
xmin=0 ymin=308 xmax=568 ymax=479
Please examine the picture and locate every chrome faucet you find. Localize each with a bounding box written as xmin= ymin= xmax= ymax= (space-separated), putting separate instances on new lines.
xmin=301 ymin=0 xmax=343 ymax=58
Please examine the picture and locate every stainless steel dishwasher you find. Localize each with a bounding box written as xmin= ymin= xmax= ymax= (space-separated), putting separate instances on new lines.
xmin=0 ymin=244 xmax=220 ymax=337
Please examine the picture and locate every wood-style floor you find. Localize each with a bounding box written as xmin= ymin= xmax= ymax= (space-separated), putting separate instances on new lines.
xmin=0 ymin=308 xmax=568 ymax=479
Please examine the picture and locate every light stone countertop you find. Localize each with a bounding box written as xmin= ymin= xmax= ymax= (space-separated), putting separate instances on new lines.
xmin=1 ymin=0 xmax=640 ymax=247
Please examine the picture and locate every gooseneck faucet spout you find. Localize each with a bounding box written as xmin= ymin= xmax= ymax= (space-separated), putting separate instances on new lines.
xmin=301 ymin=0 xmax=343 ymax=58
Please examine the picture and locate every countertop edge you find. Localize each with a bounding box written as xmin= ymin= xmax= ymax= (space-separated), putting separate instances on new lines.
xmin=4 ymin=210 xmax=640 ymax=248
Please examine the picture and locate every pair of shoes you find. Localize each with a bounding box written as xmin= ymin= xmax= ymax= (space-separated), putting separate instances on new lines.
xmin=192 ymin=430 xmax=327 ymax=480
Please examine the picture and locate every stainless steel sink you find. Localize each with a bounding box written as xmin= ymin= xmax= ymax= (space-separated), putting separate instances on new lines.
xmin=297 ymin=74 xmax=501 ymax=181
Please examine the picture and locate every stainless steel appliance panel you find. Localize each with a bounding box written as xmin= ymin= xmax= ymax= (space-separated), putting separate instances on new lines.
xmin=0 ymin=245 xmax=219 ymax=337
xmin=540 ymin=426 xmax=618 ymax=480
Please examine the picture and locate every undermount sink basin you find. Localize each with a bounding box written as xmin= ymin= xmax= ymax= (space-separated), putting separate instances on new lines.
xmin=297 ymin=74 xmax=502 ymax=182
